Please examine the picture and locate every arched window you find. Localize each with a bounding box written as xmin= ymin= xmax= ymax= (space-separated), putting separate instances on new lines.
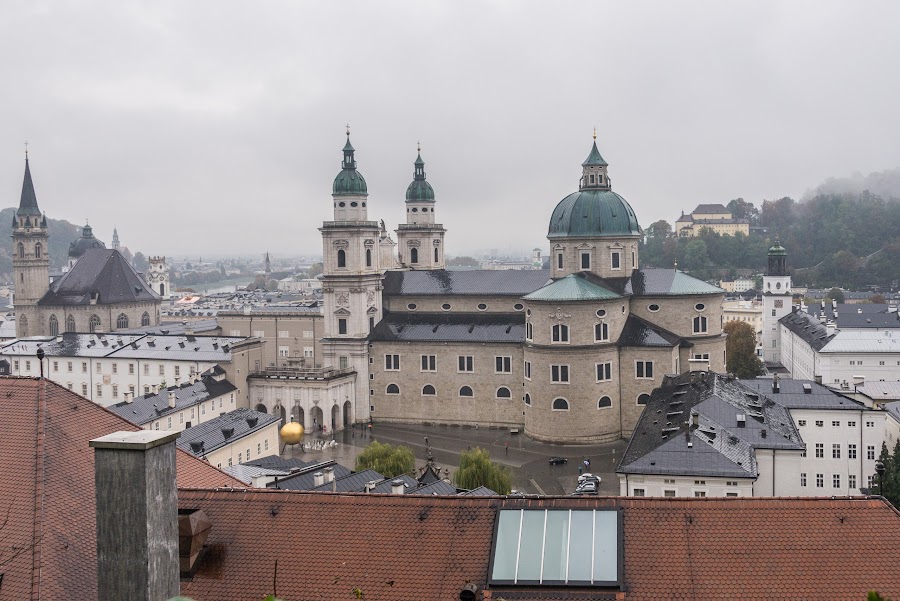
xmin=459 ymin=386 xmax=473 ymax=397
xmin=366 ymin=248 xmax=372 ymax=267
xmin=386 ymin=383 xmax=400 ymax=395
xmin=337 ymin=249 xmax=346 ymax=268
xmin=19 ymin=315 xmax=28 ymax=337
xmin=34 ymin=243 xmax=42 ymax=258
xmin=116 ymin=313 xmax=129 ymax=329
xmin=17 ymin=243 xmax=24 ymax=259
xmin=141 ymin=312 xmax=151 ymax=327
xmin=48 ymin=315 xmax=58 ymax=336
xmin=159 ymin=283 xmax=166 ymax=296
xmin=66 ymin=315 xmax=76 ymax=333
xmin=552 ymin=398 xmax=569 ymax=411
xmin=410 ymin=247 xmax=419 ymax=264
xmin=524 ymin=393 xmax=531 ymax=405
xmin=422 ymin=384 xmax=436 ymax=396
xmin=89 ymin=315 xmax=101 ymax=333
xmin=637 ymin=393 xmax=651 ymax=405
xmin=598 ymin=396 xmax=612 ymax=408
xmin=552 ymin=324 xmax=569 ymax=343
xmin=693 ymin=315 xmax=708 ymax=334
xmin=496 ymin=387 xmax=511 ymax=399
xmin=594 ymin=322 xmax=609 ymax=342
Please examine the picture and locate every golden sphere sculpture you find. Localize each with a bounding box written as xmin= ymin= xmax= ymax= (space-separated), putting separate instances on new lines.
xmin=280 ymin=421 xmax=304 ymax=445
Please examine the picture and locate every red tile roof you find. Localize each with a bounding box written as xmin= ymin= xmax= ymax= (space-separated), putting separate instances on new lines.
xmin=178 ymin=490 xmax=900 ymax=601
xmin=0 ymin=377 xmax=243 ymax=600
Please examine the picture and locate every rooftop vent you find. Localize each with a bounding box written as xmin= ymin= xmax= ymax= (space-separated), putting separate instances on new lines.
xmin=803 ymin=383 xmax=812 ymax=394
xmin=246 ymin=416 xmax=259 ymax=428
xmin=189 ymin=441 xmax=204 ymax=453
xmin=736 ymin=414 xmax=746 ymax=428
xmin=221 ymin=427 xmax=234 ymax=439
xmin=178 ymin=508 xmax=213 ymax=577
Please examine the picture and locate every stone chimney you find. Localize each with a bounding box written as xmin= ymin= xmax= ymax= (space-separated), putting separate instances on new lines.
xmin=168 ymin=391 xmax=177 ymax=408
xmin=323 ymin=466 xmax=334 ymax=483
xmin=313 ymin=471 xmax=325 ymax=487
xmin=391 ymin=479 xmax=405 ymax=495
xmin=89 ymin=430 xmax=180 ymax=601
xmin=124 ymin=391 xmax=133 ymax=404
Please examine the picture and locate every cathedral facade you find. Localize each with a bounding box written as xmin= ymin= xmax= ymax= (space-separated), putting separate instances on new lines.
xmin=306 ymin=133 xmax=727 ymax=442
xmin=12 ymin=158 xmax=162 ymax=338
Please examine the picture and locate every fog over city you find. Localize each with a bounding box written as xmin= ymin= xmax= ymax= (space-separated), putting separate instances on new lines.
xmin=2 ymin=1 xmax=900 ymax=257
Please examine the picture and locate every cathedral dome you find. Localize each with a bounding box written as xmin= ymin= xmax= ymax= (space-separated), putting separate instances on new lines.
xmin=332 ymin=137 xmax=368 ymax=196
xmin=547 ymin=190 xmax=641 ymax=239
xmin=68 ymin=224 xmax=106 ymax=258
xmin=405 ymin=153 xmax=434 ymax=202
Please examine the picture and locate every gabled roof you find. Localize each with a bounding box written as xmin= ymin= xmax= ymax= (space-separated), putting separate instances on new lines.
xmin=741 ymin=378 xmax=867 ymax=411
xmin=779 ymin=308 xmax=835 ymax=351
xmin=692 ymin=203 xmax=729 ymax=214
xmin=627 ymin=268 xmax=724 ymax=296
xmin=107 ymin=375 xmax=237 ymax=426
xmin=176 ymin=408 xmax=279 ymax=456
xmin=39 ymin=248 xmax=159 ymax=306
xmin=0 ymin=377 xmax=242 ymax=600
xmin=177 ymin=489 xmax=900 ymax=601
xmin=382 ymin=269 xmax=551 ymax=296
xmin=523 ymin=273 xmax=621 ymax=302
xmin=370 ymin=311 xmax=524 ymax=343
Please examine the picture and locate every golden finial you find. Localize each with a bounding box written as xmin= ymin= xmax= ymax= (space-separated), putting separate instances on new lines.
xmin=593 ymin=126 xmax=597 ymax=140
xmin=346 ymin=123 xmax=350 ymax=137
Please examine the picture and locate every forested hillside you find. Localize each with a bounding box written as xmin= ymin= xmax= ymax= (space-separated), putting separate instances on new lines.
xmin=641 ymin=170 xmax=900 ymax=288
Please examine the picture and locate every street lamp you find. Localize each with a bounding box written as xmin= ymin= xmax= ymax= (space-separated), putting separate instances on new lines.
xmin=36 ymin=347 xmax=45 ymax=379
xmin=875 ymin=460 xmax=886 ymax=496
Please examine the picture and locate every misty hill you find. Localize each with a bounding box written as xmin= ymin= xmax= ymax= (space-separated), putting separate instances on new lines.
xmin=805 ymin=167 xmax=900 ymax=202
xmin=0 ymin=208 xmax=85 ymax=281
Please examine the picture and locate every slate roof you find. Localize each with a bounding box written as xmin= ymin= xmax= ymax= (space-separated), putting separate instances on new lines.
xmin=245 ymin=455 xmax=312 ymax=471
xmin=693 ymin=203 xmax=729 ymax=214
xmin=618 ymin=314 xmax=682 ymax=348
xmin=177 ymin=489 xmax=900 ymax=601
xmin=836 ymin=307 xmax=900 ymax=329
xmin=382 ymin=269 xmax=551 ymax=296
xmin=523 ymin=273 xmax=622 ymax=302
xmin=368 ymin=473 xmax=419 ymax=494
xmin=412 ymin=479 xmax=460 ymax=495
xmin=311 ymin=468 xmax=385 ymax=493
xmin=856 ymin=381 xmax=900 ymax=402
xmin=626 ymin=268 xmax=723 ymax=296
xmin=820 ymin=329 xmax=900 ymax=354
xmin=269 ymin=461 xmax=354 ymax=490
xmin=0 ymin=377 xmax=242 ymax=600
xmin=370 ymin=311 xmax=525 ymax=343
xmin=740 ymin=378 xmax=867 ymax=411
xmin=176 ymin=408 xmax=279 ymax=456
xmin=38 ymin=248 xmax=158 ymax=306
xmin=107 ymin=375 xmax=237 ymax=426
xmin=618 ymin=372 xmax=804 ymax=479
xmin=779 ymin=309 xmax=835 ymax=351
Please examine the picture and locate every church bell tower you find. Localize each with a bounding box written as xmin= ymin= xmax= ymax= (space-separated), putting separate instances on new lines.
xmin=12 ymin=154 xmax=50 ymax=337
xmin=762 ymin=239 xmax=792 ymax=364
xmin=395 ymin=144 xmax=446 ymax=269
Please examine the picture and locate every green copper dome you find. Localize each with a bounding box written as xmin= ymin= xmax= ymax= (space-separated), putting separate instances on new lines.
xmin=768 ymin=238 xmax=787 ymax=256
xmin=332 ymin=136 xmax=368 ymax=196
xmin=405 ymin=152 xmax=435 ymax=202
xmin=548 ymin=189 xmax=641 ymax=239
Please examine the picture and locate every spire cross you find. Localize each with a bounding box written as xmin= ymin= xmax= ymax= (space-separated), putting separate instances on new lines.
xmin=417 ymin=141 xmax=421 ymax=153
xmin=593 ymin=126 xmax=597 ymax=140
xmin=346 ymin=123 xmax=350 ymax=137
xmin=24 ymin=140 xmax=29 ymax=158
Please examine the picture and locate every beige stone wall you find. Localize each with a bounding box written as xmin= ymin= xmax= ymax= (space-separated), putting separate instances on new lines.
xmin=223 ymin=339 xmax=265 ymax=408
xmin=218 ymin=312 xmax=324 ymax=369
xmin=26 ymin=300 xmax=161 ymax=337
xmin=525 ymin=298 xmax=629 ymax=347
xmin=523 ymin=344 xmax=622 ymax=443
xmin=618 ymin=346 xmax=679 ymax=438
xmin=369 ymin=340 xmax=525 ymax=427
xmin=384 ymin=295 xmax=528 ymax=314
xmin=205 ymin=422 xmax=280 ymax=469
xmin=549 ymin=236 xmax=640 ymax=279
xmin=248 ymin=373 xmax=356 ymax=431
xmin=629 ymin=294 xmax=723 ymax=339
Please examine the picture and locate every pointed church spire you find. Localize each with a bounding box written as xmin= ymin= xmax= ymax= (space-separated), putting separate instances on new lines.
xmin=18 ymin=154 xmax=42 ymax=217
xmin=579 ymin=132 xmax=611 ymax=191
xmin=112 ymin=227 xmax=120 ymax=250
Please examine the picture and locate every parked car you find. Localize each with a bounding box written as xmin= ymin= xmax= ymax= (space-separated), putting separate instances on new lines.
xmin=578 ymin=473 xmax=600 ymax=483
xmin=572 ymin=480 xmax=599 ymax=496
xmin=548 ymin=457 xmax=568 ymax=465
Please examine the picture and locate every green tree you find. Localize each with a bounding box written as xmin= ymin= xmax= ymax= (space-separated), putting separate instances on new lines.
xmin=447 ymin=255 xmax=480 ymax=267
xmin=826 ymin=287 xmax=845 ymax=303
xmin=682 ymin=239 xmax=710 ymax=273
xmin=453 ymin=447 xmax=512 ymax=494
xmin=306 ymin=262 xmax=324 ymax=278
xmin=645 ymin=219 xmax=672 ymax=240
xmin=133 ymin=252 xmax=149 ymax=271
xmin=723 ymin=321 xmax=764 ymax=378
xmin=727 ymin=197 xmax=759 ymax=224
xmin=873 ymin=439 xmax=900 ymax=508
xmin=355 ymin=441 xmax=415 ymax=478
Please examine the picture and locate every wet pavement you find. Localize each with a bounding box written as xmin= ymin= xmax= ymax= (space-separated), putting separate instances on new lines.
xmin=281 ymin=422 xmax=627 ymax=496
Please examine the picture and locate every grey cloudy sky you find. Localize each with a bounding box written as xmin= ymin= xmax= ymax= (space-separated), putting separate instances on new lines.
xmin=2 ymin=1 xmax=900 ymax=259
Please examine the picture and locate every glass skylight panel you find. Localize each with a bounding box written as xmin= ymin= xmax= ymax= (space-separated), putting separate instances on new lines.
xmin=489 ymin=509 xmax=621 ymax=587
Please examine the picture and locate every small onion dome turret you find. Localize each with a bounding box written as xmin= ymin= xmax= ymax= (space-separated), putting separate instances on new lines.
xmin=768 ymin=239 xmax=787 ymax=256
xmin=332 ymin=135 xmax=368 ymax=196
xmin=280 ymin=419 xmax=304 ymax=445
xmin=68 ymin=223 xmax=107 ymax=258
xmin=405 ymin=151 xmax=435 ymax=202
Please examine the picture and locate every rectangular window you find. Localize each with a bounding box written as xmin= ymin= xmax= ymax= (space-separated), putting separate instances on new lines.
xmin=82 ymin=383 xmax=88 ymax=396
xmin=495 ymin=356 xmax=512 ymax=373
xmin=848 ymin=444 xmax=857 ymax=459
xmin=278 ymin=346 xmax=289 ymax=357
xmin=557 ymin=253 xmax=563 ymax=269
xmin=594 ymin=322 xmax=609 ymax=342
xmin=421 ymin=355 xmax=436 ymax=371
xmin=693 ymin=491 xmax=707 ymax=498
xmin=128 ymin=363 xmax=134 ymax=375
xmin=96 ymin=384 xmax=102 ymax=398
xmin=596 ymin=362 xmax=612 ymax=382
xmin=551 ymin=365 xmax=569 ymax=383
xmin=848 ymin=421 xmax=856 ymax=428
xmin=580 ymin=252 xmax=590 ymax=270
xmin=303 ymin=330 xmax=314 ymax=338
xmin=832 ymin=420 xmax=840 ymax=427
xmin=458 ymin=356 xmax=474 ymax=373
xmin=800 ymin=473 xmax=807 ymax=487
xmin=798 ymin=420 xmax=806 ymax=427
xmin=304 ymin=347 xmax=314 ymax=357
xmin=159 ymin=364 xmax=165 ymax=376
xmin=832 ymin=444 xmax=841 ymax=459
xmin=52 ymin=361 xmax=58 ymax=372
xmin=167 ymin=416 xmax=172 ymax=428
xmin=611 ymin=252 xmax=621 ymax=269
xmin=524 ymin=360 xmax=531 ymax=380
xmin=96 ymin=363 xmax=102 ymax=373
xmin=384 ymin=354 xmax=400 ymax=370
xmin=82 ymin=362 xmax=88 ymax=373
xmin=112 ymin=363 xmax=117 ymax=374
xmin=175 ymin=366 xmax=181 ymax=377
xmin=278 ymin=330 xmax=289 ymax=338
xmin=253 ymin=330 xmax=265 ymax=338
xmin=815 ymin=443 xmax=824 ymax=458
xmin=868 ymin=445 xmax=876 ymax=460
xmin=112 ymin=385 xmax=118 ymax=398
xmin=866 ymin=421 xmax=875 ymax=428
xmin=636 ymin=361 xmax=654 ymax=379
xmin=525 ymin=322 xmax=533 ymax=340
xmin=849 ymin=474 xmax=856 ymax=490
xmin=338 ymin=319 xmax=348 ymax=335
xmin=815 ymin=420 xmax=823 ymax=427
xmin=339 ymin=356 xmax=349 ymax=369
xmin=633 ymin=488 xmax=645 ymax=497
xmin=663 ymin=490 xmax=676 ymax=497
xmin=143 ymin=364 xmax=149 ymax=376
xmin=816 ymin=474 xmax=824 ymax=488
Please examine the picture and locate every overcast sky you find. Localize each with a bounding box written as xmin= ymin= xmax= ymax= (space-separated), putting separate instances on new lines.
xmin=2 ymin=1 xmax=900 ymax=259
